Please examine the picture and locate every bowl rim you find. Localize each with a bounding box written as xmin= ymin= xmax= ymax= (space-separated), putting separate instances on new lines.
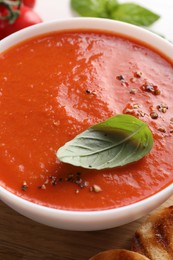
xmin=0 ymin=17 xmax=173 ymax=226
xmin=1 ymin=17 xmax=173 ymax=59
xmin=0 ymin=181 xmax=173 ymax=216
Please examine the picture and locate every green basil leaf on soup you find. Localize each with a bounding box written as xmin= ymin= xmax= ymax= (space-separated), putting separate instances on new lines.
xmin=57 ymin=114 xmax=153 ymax=170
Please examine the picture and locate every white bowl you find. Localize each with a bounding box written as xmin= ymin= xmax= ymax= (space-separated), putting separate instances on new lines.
xmin=0 ymin=18 xmax=173 ymax=231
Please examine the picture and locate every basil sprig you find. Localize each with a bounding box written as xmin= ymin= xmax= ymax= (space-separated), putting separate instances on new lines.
xmin=57 ymin=114 xmax=153 ymax=170
xmin=71 ymin=0 xmax=118 ymax=18
xmin=111 ymin=3 xmax=160 ymax=26
xmin=71 ymin=0 xmax=160 ymax=27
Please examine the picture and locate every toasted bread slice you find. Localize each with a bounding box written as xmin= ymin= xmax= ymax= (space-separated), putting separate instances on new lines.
xmin=132 ymin=205 xmax=173 ymax=260
xmin=89 ymin=249 xmax=150 ymax=260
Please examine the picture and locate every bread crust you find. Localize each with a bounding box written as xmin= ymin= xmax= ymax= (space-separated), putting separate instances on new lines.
xmin=89 ymin=249 xmax=150 ymax=260
xmin=131 ymin=206 xmax=173 ymax=260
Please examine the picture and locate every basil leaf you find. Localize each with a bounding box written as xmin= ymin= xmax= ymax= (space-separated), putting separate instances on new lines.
xmin=57 ymin=114 xmax=153 ymax=170
xmin=71 ymin=0 xmax=110 ymax=18
xmin=71 ymin=0 xmax=160 ymax=27
xmin=106 ymin=0 xmax=119 ymax=16
xmin=110 ymin=3 xmax=160 ymax=26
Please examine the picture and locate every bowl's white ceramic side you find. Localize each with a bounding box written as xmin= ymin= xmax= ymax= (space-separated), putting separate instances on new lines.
xmin=0 ymin=182 xmax=172 ymax=231
xmin=0 ymin=18 xmax=173 ymax=231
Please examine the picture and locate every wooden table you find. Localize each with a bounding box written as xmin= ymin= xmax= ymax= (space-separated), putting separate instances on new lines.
xmin=0 ymin=196 xmax=172 ymax=260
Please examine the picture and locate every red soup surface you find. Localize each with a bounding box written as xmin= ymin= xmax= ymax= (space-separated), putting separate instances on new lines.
xmin=0 ymin=30 xmax=173 ymax=211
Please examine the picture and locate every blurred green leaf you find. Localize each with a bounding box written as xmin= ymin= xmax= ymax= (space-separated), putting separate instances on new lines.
xmin=110 ymin=3 xmax=160 ymax=26
xmin=71 ymin=0 xmax=160 ymax=27
xmin=71 ymin=0 xmax=110 ymax=18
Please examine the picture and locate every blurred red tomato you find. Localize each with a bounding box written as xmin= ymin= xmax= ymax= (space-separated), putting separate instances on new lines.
xmin=22 ymin=0 xmax=36 ymax=8
xmin=0 ymin=4 xmax=42 ymax=39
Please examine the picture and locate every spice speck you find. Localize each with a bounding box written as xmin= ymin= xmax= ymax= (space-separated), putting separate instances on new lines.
xmin=38 ymin=184 xmax=46 ymax=190
xmin=134 ymin=71 xmax=142 ymax=78
xmin=21 ymin=181 xmax=28 ymax=191
xmin=90 ymin=185 xmax=102 ymax=193
xmin=157 ymin=104 xmax=168 ymax=113
xmin=116 ymin=75 xmax=125 ymax=81
xmin=129 ymin=88 xmax=136 ymax=94
xmin=150 ymin=112 xmax=158 ymax=119
xmin=158 ymin=127 xmax=166 ymax=133
xmin=142 ymin=83 xmax=160 ymax=96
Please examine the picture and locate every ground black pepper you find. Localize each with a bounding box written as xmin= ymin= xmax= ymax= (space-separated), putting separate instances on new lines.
xmin=158 ymin=127 xmax=166 ymax=133
xmin=116 ymin=75 xmax=125 ymax=81
xmin=21 ymin=181 xmax=28 ymax=191
xmin=150 ymin=111 xmax=158 ymax=119
xmin=142 ymin=83 xmax=160 ymax=96
xmin=134 ymin=71 xmax=142 ymax=78
xmin=157 ymin=104 xmax=168 ymax=113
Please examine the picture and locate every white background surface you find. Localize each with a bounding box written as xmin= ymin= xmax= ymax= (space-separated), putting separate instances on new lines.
xmin=35 ymin=0 xmax=172 ymax=41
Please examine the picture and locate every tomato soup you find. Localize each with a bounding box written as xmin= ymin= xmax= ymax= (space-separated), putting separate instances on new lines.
xmin=0 ymin=30 xmax=173 ymax=211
